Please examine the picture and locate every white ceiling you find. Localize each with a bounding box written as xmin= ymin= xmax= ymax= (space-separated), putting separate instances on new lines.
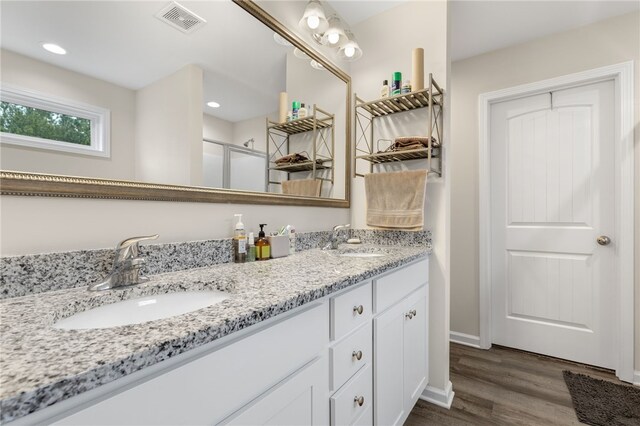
xmin=0 ymin=1 xmax=288 ymax=122
xmin=450 ymin=1 xmax=640 ymax=61
xmin=328 ymin=0 xmax=638 ymax=61
xmin=2 ymin=0 xmax=637 ymax=122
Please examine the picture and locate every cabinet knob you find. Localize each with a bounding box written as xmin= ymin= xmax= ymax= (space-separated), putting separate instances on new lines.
xmin=410 ymin=309 xmax=417 ymax=317
xmin=405 ymin=312 xmax=413 ymax=319
xmin=354 ymin=396 xmax=365 ymax=406
xmin=352 ymin=350 xmax=363 ymax=361
xmin=353 ymin=305 xmax=364 ymax=315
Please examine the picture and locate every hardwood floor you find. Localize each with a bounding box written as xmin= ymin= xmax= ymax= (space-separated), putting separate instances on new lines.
xmin=406 ymin=343 xmax=626 ymax=425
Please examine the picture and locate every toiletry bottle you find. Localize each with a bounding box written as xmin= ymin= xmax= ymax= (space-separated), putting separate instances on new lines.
xmin=233 ymin=214 xmax=247 ymax=263
xmin=391 ymin=72 xmax=402 ymax=95
xmin=247 ymin=232 xmax=256 ymax=262
xmin=298 ymin=103 xmax=308 ymax=119
xmin=256 ymin=224 xmax=271 ymax=261
xmin=381 ymin=80 xmax=389 ymax=98
xmin=292 ymin=101 xmax=300 ymax=120
xmin=288 ymin=225 xmax=296 ymax=255
xmin=402 ymin=80 xmax=412 ymax=94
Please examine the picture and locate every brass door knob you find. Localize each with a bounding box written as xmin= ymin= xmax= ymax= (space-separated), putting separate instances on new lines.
xmin=597 ymin=236 xmax=611 ymax=246
xmin=353 ymin=305 xmax=364 ymax=315
xmin=354 ymin=396 xmax=365 ymax=406
xmin=352 ymin=350 xmax=363 ymax=361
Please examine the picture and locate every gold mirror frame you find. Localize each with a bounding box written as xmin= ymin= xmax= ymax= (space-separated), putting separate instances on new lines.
xmin=0 ymin=0 xmax=351 ymax=208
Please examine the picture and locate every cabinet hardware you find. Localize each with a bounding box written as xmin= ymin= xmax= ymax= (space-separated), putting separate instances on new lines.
xmin=354 ymin=396 xmax=365 ymax=406
xmin=353 ymin=305 xmax=364 ymax=315
xmin=352 ymin=350 xmax=363 ymax=361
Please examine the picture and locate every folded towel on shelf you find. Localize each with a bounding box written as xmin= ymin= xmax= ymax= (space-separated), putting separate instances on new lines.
xmin=395 ymin=136 xmax=440 ymax=148
xmin=274 ymin=152 xmax=309 ymax=164
xmin=365 ymin=170 xmax=427 ymax=230
xmin=282 ymin=179 xmax=322 ymax=197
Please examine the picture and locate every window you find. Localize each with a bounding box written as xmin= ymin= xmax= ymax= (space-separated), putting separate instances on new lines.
xmin=0 ymin=84 xmax=110 ymax=157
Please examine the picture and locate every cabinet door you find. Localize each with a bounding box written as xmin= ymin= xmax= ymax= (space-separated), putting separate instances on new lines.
xmin=222 ymin=356 xmax=328 ymax=426
xmin=403 ymin=285 xmax=428 ymax=405
xmin=373 ymin=300 xmax=406 ymax=426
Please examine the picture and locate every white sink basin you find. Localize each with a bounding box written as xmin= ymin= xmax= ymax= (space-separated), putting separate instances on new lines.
xmin=54 ymin=290 xmax=229 ymax=330
xmin=339 ymin=252 xmax=385 ymax=258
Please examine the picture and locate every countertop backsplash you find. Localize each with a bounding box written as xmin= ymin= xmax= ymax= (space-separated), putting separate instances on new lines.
xmin=0 ymin=229 xmax=431 ymax=299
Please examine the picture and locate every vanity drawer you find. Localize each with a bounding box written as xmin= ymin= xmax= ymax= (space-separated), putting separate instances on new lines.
xmin=330 ymin=363 xmax=372 ymax=426
xmin=329 ymin=323 xmax=372 ymax=391
xmin=330 ymin=282 xmax=372 ymax=341
xmin=374 ymin=258 xmax=428 ymax=313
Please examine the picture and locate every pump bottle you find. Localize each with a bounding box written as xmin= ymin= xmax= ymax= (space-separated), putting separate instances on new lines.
xmin=256 ymin=224 xmax=271 ymax=261
xmin=233 ymin=214 xmax=247 ymax=263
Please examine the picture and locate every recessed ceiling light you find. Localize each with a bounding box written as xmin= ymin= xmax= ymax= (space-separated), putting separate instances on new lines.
xmin=42 ymin=43 xmax=66 ymax=55
xmin=207 ymin=101 xmax=220 ymax=108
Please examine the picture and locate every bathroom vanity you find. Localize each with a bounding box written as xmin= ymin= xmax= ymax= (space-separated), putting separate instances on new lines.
xmin=0 ymin=246 xmax=429 ymax=425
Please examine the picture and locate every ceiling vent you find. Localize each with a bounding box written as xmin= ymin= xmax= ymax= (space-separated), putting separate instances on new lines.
xmin=155 ymin=2 xmax=207 ymax=34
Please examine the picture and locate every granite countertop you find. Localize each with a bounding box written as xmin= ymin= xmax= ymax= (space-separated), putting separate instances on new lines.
xmin=0 ymin=245 xmax=428 ymax=423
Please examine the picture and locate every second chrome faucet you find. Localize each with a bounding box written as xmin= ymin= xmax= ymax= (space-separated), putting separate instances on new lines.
xmin=323 ymin=224 xmax=350 ymax=250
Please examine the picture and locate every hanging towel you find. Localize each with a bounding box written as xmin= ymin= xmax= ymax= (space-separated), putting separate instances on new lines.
xmin=282 ymin=179 xmax=322 ymax=197
xmin=365 ymin=170 xmax=427 ymax=229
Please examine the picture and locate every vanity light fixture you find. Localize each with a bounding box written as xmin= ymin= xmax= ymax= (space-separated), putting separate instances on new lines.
xmin=321 ymin=15 xmax=346 ymax=46
xmin=337 ymin=30 xmax=362 ymax=61
xmin=41 ymin=43 xmax=66 ymax=55
xmin=207 ymin=101 xmax=220 ymax=108
xmin=299 ymin=0 xmax=328 ymax=33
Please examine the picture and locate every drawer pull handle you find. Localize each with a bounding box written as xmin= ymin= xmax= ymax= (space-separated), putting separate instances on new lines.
xmin=354 ymin=396 xmax=365 ymax=406
xmin=353 ymin=305 xmax=364 ymax=315
xmin=352 ymin=350 xmax=363 ymax=361
xmin=405 ymin=309 xmax=417 ymax=320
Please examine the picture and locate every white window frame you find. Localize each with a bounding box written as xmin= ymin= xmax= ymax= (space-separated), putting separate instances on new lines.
xmin=0 ymin=84 xmax=110 ymax=157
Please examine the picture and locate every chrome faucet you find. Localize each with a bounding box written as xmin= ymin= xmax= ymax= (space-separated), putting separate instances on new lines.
xmin=89 ymin=234 xmax=159 ymax=291
xmin=323 ymin=224 xmax=350 ymax=250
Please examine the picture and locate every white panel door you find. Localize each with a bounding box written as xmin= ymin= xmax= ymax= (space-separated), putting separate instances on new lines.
xmin=490 ymin=80 xmax=615 ymax=368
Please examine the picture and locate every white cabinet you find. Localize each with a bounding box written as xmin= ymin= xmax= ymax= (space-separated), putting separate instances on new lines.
xmin=222 ymin=356 xmax=328 ymax=426
xmin=20 ymin=257 xmax=430 ymax=426
xmin=373 ymin=285 xmax=428 ymax=426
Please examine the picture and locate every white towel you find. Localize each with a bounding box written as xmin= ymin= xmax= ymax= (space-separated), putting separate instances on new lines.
xmin=365 ymin=170 xmax=427 ymax=229
xmin=282 ymin=179 xmax=322 ymax=197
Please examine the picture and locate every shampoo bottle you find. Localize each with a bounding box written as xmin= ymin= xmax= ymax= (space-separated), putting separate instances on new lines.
xmin=233 ymin=214 xmax=247 ymax=263
xmin=247 ymin=232 xmax=256 ymax=262
xmin=256 ymin=224 xmax=271 ymax=261
xmin=391 ymin=72 xmax=402 ymax=95
xmin=381 ymin=80 xmax=389 ymax=98
xmin=298 ymin=103 xmax=308 ymax=119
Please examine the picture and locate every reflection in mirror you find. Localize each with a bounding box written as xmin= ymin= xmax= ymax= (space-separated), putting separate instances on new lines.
xmin=0 ymin=0 xmax=347 ymax=200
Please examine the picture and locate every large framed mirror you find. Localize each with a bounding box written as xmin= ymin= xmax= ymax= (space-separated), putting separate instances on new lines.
xmin=0 ymin=0 xmax=351 ymax=207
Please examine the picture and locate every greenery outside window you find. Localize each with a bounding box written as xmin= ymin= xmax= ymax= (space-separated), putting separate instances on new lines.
xmin=0 ymin=84 xmax=110 ymax=157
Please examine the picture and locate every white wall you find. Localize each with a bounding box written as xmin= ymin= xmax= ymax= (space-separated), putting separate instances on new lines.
xmin=0 ymin=49 xmax=136 ymax=180
xmin=203 ymin=113 xmax=233 ymax=143
xmin=232 ymin=115 xmax=270 ymax=151
xmin=135 ymin=64 xmax=204 ymax=186
xmin=349 ymin=0 xmax=451 ymax=395
xmin=450 ymin=12 xmax=640 ymax=372
xmin=0 ymin=196 xmax=349 ymax=255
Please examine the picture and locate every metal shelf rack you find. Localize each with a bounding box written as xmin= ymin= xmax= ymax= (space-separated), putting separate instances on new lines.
xmin=354 ymin=73 xmax=443 ymax=177
xmin=266 ymin=105 xmax=334 ymax=195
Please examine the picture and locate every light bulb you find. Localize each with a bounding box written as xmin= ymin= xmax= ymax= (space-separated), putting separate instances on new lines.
xmin=327 ymin=32 xmax=340 ymax=45
xmin=307 ymin=15 xmax=320 ymax=29
xmin=344 ymin=46 xmax=355 ymax=58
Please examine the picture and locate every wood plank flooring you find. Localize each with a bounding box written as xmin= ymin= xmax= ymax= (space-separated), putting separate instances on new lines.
xmin=406 ymin=343 xmax=627 ymax=425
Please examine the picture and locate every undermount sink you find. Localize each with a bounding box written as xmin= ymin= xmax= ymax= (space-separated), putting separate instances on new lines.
xmin=338 ymin=252 xmax=386 ymax=258
xmin=54 ymin=290 xmax=230 ymax=330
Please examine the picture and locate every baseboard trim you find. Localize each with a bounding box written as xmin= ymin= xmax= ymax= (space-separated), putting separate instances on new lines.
xmin=450 ymin=331 xmax=481 ymax=348
xmin=634 ymin=370 xmax=640 ymax=386
xmin=420 ymin=381 xmax=455 ymax=409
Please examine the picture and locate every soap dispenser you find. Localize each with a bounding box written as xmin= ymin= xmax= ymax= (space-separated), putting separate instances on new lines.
xmin=256 ymin=224 xmax=271 ymax=261
xmin=233 ymin=214 xmax=247 ymax=263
